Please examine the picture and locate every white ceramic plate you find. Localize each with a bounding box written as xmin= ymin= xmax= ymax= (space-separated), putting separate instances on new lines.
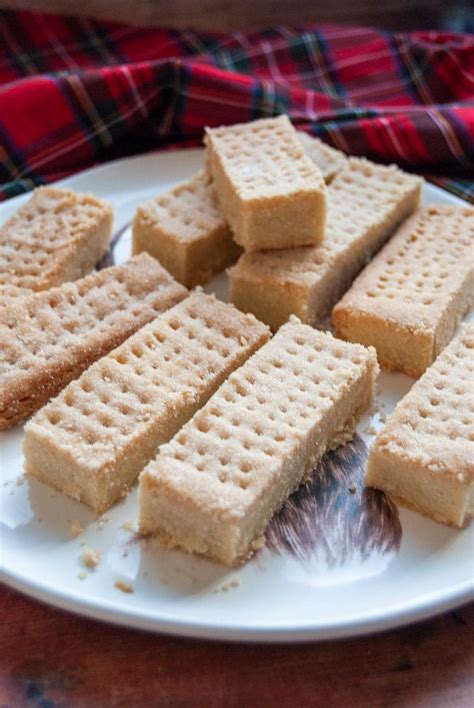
xmin=1 ymin=150 xmax=473 ymax=642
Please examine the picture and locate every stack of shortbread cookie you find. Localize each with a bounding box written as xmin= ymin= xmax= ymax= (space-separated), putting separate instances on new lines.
xmin=1 ymin=114 xmax=472 ymax=569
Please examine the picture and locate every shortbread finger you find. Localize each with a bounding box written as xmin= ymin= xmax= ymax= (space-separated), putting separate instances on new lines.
xmin=139 ymin=319 xmax=378 ymax=566
xmin=297 ymin=131 xmax=348 ymax=183
xmin=205 ymin=115 xmax=327 ymax=251
xmin=0 ymin=187 xmax=113 ymax=295
xmin=0 ymin=254 xmax=187 ymax=429
xmin=24 ymin=293 xmax=270 ymax=512
xmin=230 ymin=158 xmax=422 ymax=330
xmin=333 ymin=205 xmax=474 ymax=377
xmin=132 ymin=170 xmax=240 ymax=287
xmin=366 ymin=324 xmax=474 ymax=528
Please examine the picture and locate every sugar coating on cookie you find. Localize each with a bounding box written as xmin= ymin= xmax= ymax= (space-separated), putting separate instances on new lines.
xmin=132 ymin=170 xmax=240 ymax=287
xmin=0 ymin=254 xmax=187 ymax=429
xmin=366 ymin=324 xmax=474 ymax=527
xmin=0 ymin=187 xmax=113 ymax=297
xmin=139 ymin=319 xmax=378 ymax=566
xmin=23 ymin=292 xmax=270 ymax=512
xmin=333 ymin=205 xmax=474 ymax=377
xmin=230 ymin=158 xmax=422 ymax=330
xmin=205 ymin=115 xmax=327 ymax=251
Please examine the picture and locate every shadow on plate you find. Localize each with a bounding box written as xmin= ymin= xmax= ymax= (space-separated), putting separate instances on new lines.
xmin=96 ymin=220 xmax=130 ymax=270
xmin=136 ymin=537 xmax=230 ymax=597
xmin=19 ymin=476 xmax=96 ymax=541
xmin=266 ymin=434 xmax=402 ymax=566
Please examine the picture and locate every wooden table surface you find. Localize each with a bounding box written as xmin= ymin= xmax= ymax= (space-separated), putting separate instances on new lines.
xmin=0 ymin=0 xmax=446 ymax=32
xmin=1 ymin=585 xmax=472 ymax=707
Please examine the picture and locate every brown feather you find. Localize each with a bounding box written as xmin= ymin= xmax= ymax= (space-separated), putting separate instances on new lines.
xmin=266 ymin=434 xmax=401 ymax=565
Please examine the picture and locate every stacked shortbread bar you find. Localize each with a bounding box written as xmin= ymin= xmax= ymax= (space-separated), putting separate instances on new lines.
xmin=366 ymin=324 xmax=474 ymax=528
xmin=297 ymin=131 xmax=348 ymax=183
xmin=0 ymin=254 xmax=186 ymax=428
xmin=230 ymin=158 xmax=422 ymax=330
xmin=139 ymin=319 xmax=378 ymax=566
xmin=132 ymin=171 xmax=240 ymax=287
xmin=23 ymin=293 xmax=270 ymax=512
xmin=0 ymin=187 xmax=113 ymax=301
xmin=131 ymin=116 xmax=330 ymax=285
xmin=205 ymin=115 xmax=327 ymax=251
xmin=333 ymin=205 xmax=474 ymax=377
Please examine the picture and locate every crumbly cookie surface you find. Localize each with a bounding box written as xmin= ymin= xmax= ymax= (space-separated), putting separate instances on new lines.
xmin=205 ymin=115 xmax=327 ymax=251
xmin=24 ymin=292 xmax=270 ymax=511
xmin=140 ymin=319 xmax=378 ymax=565
xmin=366 ymin=323 xmax=474 ymax=527
xmin=0 ymin=254 xmax=187 ymax=428
xmin=230 ymin=158 xmax=422 ymax=329
xmin=0 ymin=186 xmax=113 ymax=293
xmin=333 ymin=205 xmax=474 ymax=376
xmin=132 ymin=170 xmax=239 ymax=287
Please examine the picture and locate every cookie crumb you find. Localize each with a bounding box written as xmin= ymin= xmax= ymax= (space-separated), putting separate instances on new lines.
xmin=70 ymin=520 xmax=83 ymax=538
xmin=78 ymin=572 xmax=87 ymax=581
xmin=212 ymin=577 xmax=241 ymax=593
xmin=121 ymin=520 xmax=135 ymax=532
xmin=114 ymin=580 xmax=134 ymax=593
xmin=82 ymin=547 xmax=101 ymax=569
xmin=349 ymin=483 xmax=357 ymax=494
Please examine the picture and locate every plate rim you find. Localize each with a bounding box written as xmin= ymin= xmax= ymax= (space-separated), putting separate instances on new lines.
xmin=3 ymin=564 xmax=472 ymax=642
xmin=1 ymin=149 xmax=472 ymax=642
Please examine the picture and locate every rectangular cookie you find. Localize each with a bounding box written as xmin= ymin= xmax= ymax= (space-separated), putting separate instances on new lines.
xmin=0 ymin=187 xmax=113 ymax=296
xmin=23 ymin=293 xmax=270 ymax=512
xmin=205 ymin=115 xmax=327 ymax=251
xmin=139 ymin=319 xmax=378 ymax=566
xmin=333 ymin=205 xmax=474 ymax=377
xmin=132 ymin=170 xmax=240 ymax=287
xmin=0 ymin=253 xmax=187 ymax=429
xmin=297 ymin=131 xmax=348 ymax=183
xmin=366 ymin=324 xmax=474 ymax=528
xmin=229 ymin=158 xmax=422 ymax=331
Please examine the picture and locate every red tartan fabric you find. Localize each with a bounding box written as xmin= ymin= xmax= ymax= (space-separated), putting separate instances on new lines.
xmin=0 ymin=10 xmax=473 ymax=202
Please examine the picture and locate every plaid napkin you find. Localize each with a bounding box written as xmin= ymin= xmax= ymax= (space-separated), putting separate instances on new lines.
xmin=0 ymin=10 xmax=473 ymax=202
